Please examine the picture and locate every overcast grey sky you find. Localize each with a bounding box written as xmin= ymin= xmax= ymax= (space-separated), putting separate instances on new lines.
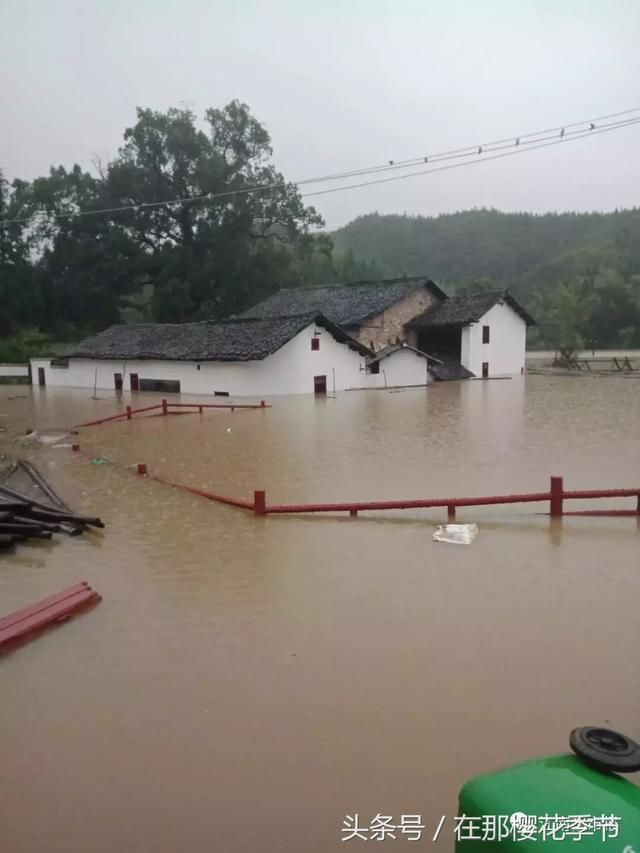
xmin=1 ymin=0 xmax=639 ymax=228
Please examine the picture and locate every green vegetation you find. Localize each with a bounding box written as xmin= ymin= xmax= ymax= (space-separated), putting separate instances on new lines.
xmin=2 ymin=105 xmax=639 ymax=357
xmin=0 ymin=329 xmax=70 ymax=363
xmin=0 ymin=101 xmax=381 ymax=359
xmin=334 ymin=210 xmax=640 ymax=349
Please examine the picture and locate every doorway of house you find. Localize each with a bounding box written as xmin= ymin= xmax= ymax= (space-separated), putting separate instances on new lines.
xmin=482 ymin=362 xmax=489 ymax=378
xmin=37 ymin=367 xmax=46 ymax=386
xmin=313 ymin=375 xmax=327 ymax=395
xmin=130 ymin=373 xmax=139 ymax=392
xmin=114 ymin=372 xmax=123 ymax=391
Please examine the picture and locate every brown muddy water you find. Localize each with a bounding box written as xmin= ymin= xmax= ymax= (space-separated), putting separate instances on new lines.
xmin=1 ymin=377 xmax=639 ymax=853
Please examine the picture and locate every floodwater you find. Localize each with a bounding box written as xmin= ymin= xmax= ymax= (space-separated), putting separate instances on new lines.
xmin=1 ymin=376 xmax=639 ymax=853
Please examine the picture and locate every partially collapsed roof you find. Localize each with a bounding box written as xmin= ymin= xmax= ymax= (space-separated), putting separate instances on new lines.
xmin=239 ymin=277 xmax=446 ymax=327
xmin=66 ymin=313 xmax=372 ymax=362
xmin=406 ymin=291 xmax=535 ymax=329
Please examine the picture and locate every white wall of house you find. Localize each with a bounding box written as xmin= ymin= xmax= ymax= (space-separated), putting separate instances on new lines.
xmin=461 ymin=303 xmax=527 ymax=377
xmin=369 ymin=348 xmax=432 ymax=388
xmin=31 ymin=323 xmax=390 ymax=396
xmin=0 ymin=363 xmax=29 ymax=377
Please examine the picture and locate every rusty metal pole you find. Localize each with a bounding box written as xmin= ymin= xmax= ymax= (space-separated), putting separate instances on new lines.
xmin=126 ymin=405 xmax=132 ymax=420
xmin=161 ymin=399 xmax=168 ymax=416
xmin=349 ymin=509 xmax=358 ymax=517
xmin=447 ymin=504 xmax=456 ymax=521
xmin=550 ymin=476 xmax=564 ymax=517
xmin=137 ymin=463 xmax=147 ymax=476
xmin=254 ymin=490 xmax=266 ymax=516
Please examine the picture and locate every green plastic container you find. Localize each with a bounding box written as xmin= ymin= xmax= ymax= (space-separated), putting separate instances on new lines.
xmin=457 ymin=754 xmax=640 ymax=851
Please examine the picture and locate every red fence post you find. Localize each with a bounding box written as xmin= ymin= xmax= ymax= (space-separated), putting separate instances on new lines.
xmin=161 ymin=399 xmax=168 ymax=416
xmin=550 ymin=476 xmax=564 ymax=517
xmin=254 ymin=490 xmax=266 ymax=516
xmin=260 ymin=400 xmax=266 ymax=408
xmin=137 ymin=463 xmax=147 ymax=476
xmin=126 ymin=406 xmax=132 ymax=420
xmin=447 ymin=504 xmax=456 ymax=521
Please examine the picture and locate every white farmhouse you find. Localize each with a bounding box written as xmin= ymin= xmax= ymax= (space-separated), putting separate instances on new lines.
xmin=30 ymin=280 xmax=533 ymax=396
xmin=31 ymin=312 xmax=435 ymax=397
xmin=406 ymin=291 xmax=535 ymax=378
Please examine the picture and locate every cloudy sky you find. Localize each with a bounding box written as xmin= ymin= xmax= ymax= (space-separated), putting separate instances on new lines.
xmin=1 ymin=0 xmax=639 ymax=228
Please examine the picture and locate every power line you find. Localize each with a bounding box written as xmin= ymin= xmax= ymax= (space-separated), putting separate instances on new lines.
xmin=300 ymin=116 xmax=640 ymax=199
xmin=1 ymin=108 xmax=639 ymax=226
xmin=295 ymin=105 xmax=640 ymax=184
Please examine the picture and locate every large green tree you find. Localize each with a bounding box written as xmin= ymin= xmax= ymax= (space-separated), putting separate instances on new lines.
xmin=104 ymin=102 xmax=323 ymax=320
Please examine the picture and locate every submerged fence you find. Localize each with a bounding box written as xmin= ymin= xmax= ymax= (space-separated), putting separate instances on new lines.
xmin=133 ymin=472 xmax=640 ymax=520
xmin=74 ymin=398 xmax=270 ymax=428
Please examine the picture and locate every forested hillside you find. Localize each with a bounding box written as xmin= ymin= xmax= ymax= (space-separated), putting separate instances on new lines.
xmin=334 ymin=210 xmax=640 ymax=349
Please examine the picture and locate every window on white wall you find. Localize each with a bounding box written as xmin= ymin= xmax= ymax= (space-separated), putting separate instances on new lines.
xmin=311 ymin=337 xmax=320 ymax=351
xmin=482 ymin=325 xmax=490 ymax=344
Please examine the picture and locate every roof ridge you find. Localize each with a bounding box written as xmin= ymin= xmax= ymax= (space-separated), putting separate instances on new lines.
xmin=208 ymin=311 xmax=321 ymax=326
xmin=447 ymin=290 xmax=505 ymax=301
xmin=274 ymin=276 xmax=430 ymax=293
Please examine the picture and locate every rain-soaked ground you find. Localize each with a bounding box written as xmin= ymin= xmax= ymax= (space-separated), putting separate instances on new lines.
xmin=1 ymin=376 xmax=639 ymax=852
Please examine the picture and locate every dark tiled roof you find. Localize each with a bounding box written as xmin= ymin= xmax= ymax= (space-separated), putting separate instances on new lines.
xmin=66 ymin=314 xmax=372 ymax=362
xmin=367 ymin=344 xmax=442 ymax=365
xmin=406 ymin=291 xmax=535 ymax=328
xmin=239 ymin=277 xmax=446 ymax=327
xmin=429 ymin=359 xmax=475 ymax=381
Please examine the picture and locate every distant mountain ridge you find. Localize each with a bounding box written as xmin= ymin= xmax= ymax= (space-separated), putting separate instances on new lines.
xmin=332 ymin=208 xmax=640 ymax=301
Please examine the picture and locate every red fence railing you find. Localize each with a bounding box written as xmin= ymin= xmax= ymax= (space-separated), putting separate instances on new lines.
xmin=73 ymin=398 xmax=270 ymax=428
xmin=133 ymin=472 xmax=640 ymax=520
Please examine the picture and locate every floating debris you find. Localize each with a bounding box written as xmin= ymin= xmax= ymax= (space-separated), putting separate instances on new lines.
xmin=0 ymin=581 xmax=102 ymax=649
xmin=0 ymin=460 xmax=105 ymax=550
xmin=15 ymin=430 xmax=73 ymax=445
xmin=432 ymin=523 xmax=479 ymax=545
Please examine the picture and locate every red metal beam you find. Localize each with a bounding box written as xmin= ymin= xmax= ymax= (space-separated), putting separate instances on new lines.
xmin=149 ymin=474 xmax=254 ymax=510
xmin=167 ymin=402 xmax=272 ymax=410
xmin=265 ymin=492 xmax=553 ymax=514
xmin=0 ymin=582 xmax=101 ymax=649
xmin=74 ymin=403 xmax=162 ymax=427
xmin=562 ymin=488 xmax=640 ymax=499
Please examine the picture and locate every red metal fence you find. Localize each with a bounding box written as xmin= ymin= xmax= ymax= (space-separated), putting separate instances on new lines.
xmin=134 ymin=472 xmax=640 ymax=520
xmin=74 ymin=398 xmax=270 ymax=428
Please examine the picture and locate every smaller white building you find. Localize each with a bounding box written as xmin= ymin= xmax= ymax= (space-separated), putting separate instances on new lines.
xmin=31 ymin=313 xmax=435 ymax=397
xmin=406 ymin=291 xmax=534 ymax=377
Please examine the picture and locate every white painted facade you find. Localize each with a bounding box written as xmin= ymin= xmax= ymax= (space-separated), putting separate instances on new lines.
xmin=461 ymin=302 xmax=527 ymax=377
xmin=0 ymin=363 xmax=29 ymax=377
xmin=366 ymin=347 xmax=432 ymax=389
xmin=31 ymin=323 xmax=432 ymax=397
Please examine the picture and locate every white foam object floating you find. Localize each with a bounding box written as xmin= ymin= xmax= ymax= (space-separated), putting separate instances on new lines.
xmin=15 ymin=430 xmax=71 ymax=445
xmin=432 ymin=523 xmax=479 ymax=545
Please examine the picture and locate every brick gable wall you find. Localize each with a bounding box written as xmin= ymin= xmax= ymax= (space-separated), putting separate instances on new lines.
xmin=351 ymin=288 xmax=438 ymax=351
